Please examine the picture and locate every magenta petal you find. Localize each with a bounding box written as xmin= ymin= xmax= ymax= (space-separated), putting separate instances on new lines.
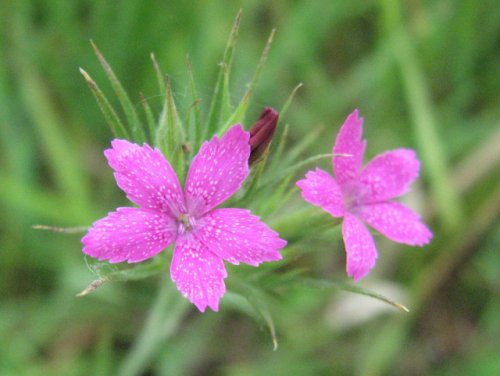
xmin=296 ymin=168 xmax=344 ymax=217
xmin=358 ymin=202 xmax=433 ymax=246
xmin=342 ymin=213 xmax=378 ymax=281
xmin=170 ymin=235 xmax=227 ymax=312
xmin=104 ymin=139 xmax=185 ymax=217
xmin=184 ymin=124 xmax=250 ymax=216
xmin=333 ymin=110 xmax=366 ymax=184
xmin=82 ymin=207 xmax=177 ymax=263
xmin=358 ymin=149 xmax=420 ymax=203
xmin=194 ymin=208 xmax=285 ymax=266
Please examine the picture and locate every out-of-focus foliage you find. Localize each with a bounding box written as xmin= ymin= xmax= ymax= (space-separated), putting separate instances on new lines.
xmin=0 ymin=1 xmax=498 ymax=375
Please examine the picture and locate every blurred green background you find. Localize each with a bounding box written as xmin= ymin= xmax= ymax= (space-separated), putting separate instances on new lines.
xmin=0 ymin=1 xmax=499 ymax=375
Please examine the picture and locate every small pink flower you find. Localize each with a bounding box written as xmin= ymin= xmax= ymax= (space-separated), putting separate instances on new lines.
xmin=296 ymin=110 xmax=432 ymax=281
xmin=82 ymin=125 xmax=286 ymax=312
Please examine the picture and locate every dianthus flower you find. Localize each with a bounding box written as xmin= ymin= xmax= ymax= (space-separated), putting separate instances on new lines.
xmin=296 ymin=110 xmax=432 ymax=281
xmin=82 ymin=125 xmax=286 ymax=311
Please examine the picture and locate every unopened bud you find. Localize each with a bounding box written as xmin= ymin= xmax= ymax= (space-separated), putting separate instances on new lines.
xmin=249 ymin=107 xmax=279 ymax=165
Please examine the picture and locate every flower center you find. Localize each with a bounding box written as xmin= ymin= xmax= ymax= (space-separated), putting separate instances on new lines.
xmin=342 ymin=181 xmax=366 ymax=211
xmin=177 ymin=213 xmax=197 ymax=235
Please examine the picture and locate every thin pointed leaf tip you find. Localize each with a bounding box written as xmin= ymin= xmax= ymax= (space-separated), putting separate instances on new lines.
xmin=82 ymin=125 xmax=287 ymax=312
xmin=249 ymin=107 xmax=279 ymax=165
xmin=296 ymin=110 xmax=432 ymax=282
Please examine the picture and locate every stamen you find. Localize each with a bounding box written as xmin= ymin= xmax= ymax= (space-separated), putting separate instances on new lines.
xmin=177 ymin=213 xmax=196 ymax=234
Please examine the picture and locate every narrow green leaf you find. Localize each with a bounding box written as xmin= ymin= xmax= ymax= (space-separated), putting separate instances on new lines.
xmin=150 ymin=53 xmax=166 ymax=98
xmin=229 ymin=281 xmax=279 ymax=350
xmin=239 ymin=152 xmax=269 ymax=200
xmin=271 ymin=123 xmax=289 ymax=169
xmin=139 ymin=92 xmax=157 ymax=144
xmin=267 ymin=84 xmax=301 ymax=171
xmin=283 ymin=125 xmax=324 ymax=164
xmin=186 ymin=56 xmax=202 ymax=153
xmin=257 ymin=175 xmax=295 ymax=216
xmin=80 ymin=68 xmax=130 ymax=139
xmin=155 ymin=78 xmax=186 ymax=178
xmin=301 ymin=278 xmax=410 ymax=312
xmin=205 ymin=10 xmax=241 ymax=138
xmin=217 ymin=90 xmax=250 ymax=136
xmin=278 ymin=83 xmax=303 ymax=124
xmin=219 ymin=29 xmax=276 ymax=135
xmin=32 ymin=225 xmax=88 ymax=234
xmin=263 ymin=152 xmax=332 ymax=186
xmin=91 ymin=40 xmax=145 ymax=142
xmin=221 ymin=65 xmax=232 ymax=124
xmin=250 ymin=296 xmax=279 ymax=351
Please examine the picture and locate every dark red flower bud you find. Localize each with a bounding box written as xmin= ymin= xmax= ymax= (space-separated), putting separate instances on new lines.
xmin=249 ymin=107 xmax=279 ymax=165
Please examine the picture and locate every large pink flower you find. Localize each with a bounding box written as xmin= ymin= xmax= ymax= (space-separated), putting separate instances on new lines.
xmin=296 ymin=110 xmax=432 ymax=281
xmin=82 ymin=125 xmax=286 ymax=311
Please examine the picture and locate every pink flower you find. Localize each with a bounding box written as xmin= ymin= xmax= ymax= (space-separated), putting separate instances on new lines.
xmin=296 ymin=110 xmax=432 ymax=281
xmin=82 ymin=125 xmax=286 ymax=312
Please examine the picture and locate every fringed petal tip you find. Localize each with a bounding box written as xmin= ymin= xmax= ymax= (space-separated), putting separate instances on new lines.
xmin=333 ymin=110 xmax=366 ymax=184
xmin=170 ymin=236 xmax=227 ymax=313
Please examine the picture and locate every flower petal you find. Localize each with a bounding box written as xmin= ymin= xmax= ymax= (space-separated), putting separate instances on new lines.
xmin=185 ymin=124 xmax=250 ymax=216
xmin=357 ymin=202 xmax=433 ymax=246
xmin=105 ymin=139 xmax=185 ymax=217
xmin=333 ymin=110 xmax=366 ymax=185
xmin=194 ymin=208 xmax=285 ymax=266
xmin=296 ymin=168 xmax=344 ymax=217
xmin=358 ymin=149 xmax=420 ymax=203
xmin=82 ymin=207 xmax=177 ymax=263
xmin=342 ymin=213 xmax=378 ymax=281
xmin=170 ymin=235 xmax=227 ymax=312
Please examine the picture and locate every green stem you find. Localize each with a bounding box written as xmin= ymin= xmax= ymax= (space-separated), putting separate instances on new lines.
xmin=118 ymin=279 xmax=190 ymax=376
